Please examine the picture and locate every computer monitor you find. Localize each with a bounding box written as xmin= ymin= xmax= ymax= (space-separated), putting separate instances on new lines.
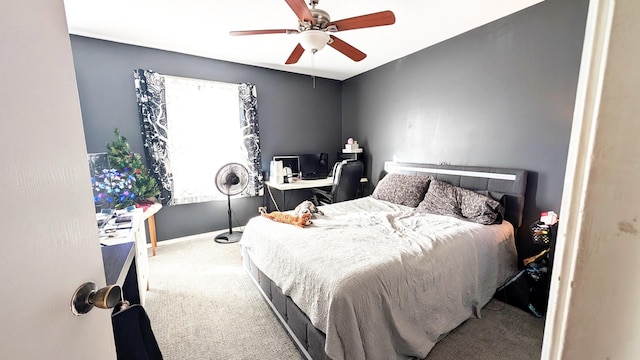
xmin=298 ymin=153 xmax=329 ymax=180
xmin=273 ymin=155 xmax=300 ymax=176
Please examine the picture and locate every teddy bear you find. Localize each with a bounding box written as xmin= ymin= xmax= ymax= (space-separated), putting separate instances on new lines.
xmin=259 ymin=208 xmax=312 ymax=228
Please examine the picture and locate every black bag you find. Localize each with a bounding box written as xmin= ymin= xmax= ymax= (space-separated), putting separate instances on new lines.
xmin=112 ymin=304 xmax=163 ymax=360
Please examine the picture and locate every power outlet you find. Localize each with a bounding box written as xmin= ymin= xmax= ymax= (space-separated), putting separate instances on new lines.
xmin=257 ymin=206 xmax=266 ymax=214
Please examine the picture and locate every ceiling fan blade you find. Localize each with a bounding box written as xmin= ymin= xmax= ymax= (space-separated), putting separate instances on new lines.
xmin=327 ymin=10 xmax=395 ymax=32
xmin=285 ymin=0 xmax=316 ymax=25
xmin=328 ymin=35 xmax=366 ymax=62
xmin=285 ymin=44 xmax=305 ymax=64
xmin=229 ymin=29 xmax=297 ymax=36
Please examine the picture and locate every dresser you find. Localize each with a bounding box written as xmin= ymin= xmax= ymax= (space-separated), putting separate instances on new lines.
xmin=98 ymin=209 xmax=149 ymax=306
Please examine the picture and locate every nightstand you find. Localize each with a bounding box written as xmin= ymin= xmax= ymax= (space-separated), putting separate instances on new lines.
xmin=524 ymin=221 xmax=559 ymax=313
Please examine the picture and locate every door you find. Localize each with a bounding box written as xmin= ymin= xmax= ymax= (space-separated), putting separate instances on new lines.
xmin=0 ymin=1 xmax=116 ymax=359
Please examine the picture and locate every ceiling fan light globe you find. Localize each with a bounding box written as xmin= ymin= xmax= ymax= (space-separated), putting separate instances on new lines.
xmin=299 ymin=30 xmax=330 ymax=52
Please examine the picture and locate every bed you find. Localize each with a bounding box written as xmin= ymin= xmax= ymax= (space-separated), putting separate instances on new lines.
xmin=240 ymin=161 xmax=528 ymax=360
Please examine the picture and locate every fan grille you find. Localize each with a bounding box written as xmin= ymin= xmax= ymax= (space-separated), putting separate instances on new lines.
xmin=215 ymin=163 xmax=249 ymax=196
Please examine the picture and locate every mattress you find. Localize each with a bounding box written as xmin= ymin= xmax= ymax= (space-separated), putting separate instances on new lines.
xmin=240 ymin=196 xmax=517 ymax=360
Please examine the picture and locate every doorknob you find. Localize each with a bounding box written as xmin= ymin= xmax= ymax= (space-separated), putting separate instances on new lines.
xmin=71 ymin=282 xmax=121 ymax=316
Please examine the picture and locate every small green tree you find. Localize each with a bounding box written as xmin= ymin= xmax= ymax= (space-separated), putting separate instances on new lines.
xmin=106 ymin=129 xmax=160 ymax=208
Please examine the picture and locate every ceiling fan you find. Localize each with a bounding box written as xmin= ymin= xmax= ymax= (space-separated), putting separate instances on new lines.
xmin=229 ymin=0 xmax=396 ymax=65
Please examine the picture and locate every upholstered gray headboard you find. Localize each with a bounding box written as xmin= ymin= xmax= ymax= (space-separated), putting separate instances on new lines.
xmin=383 ymin=161 xmax=528 ymax=229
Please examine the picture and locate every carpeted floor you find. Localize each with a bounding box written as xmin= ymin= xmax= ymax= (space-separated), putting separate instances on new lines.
xmin=144 ymin=235 xmax=545 ymax=360
xmin=426 ymin=299 xmax=545 ymax=360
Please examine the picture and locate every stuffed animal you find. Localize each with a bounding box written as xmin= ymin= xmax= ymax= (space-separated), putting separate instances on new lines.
xmin=293 ymin=200 xmax=324 ymax=217
xmin=259 ymin=208 xmax=313 ymax=228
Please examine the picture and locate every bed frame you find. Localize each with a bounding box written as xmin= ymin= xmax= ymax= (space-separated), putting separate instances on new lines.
xmin=242 ymin=161 xmax=528 ymax=360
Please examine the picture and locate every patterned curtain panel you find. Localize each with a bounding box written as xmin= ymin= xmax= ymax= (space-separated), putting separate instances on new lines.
xmin=238 ymin=83 xmax=263 ymax=197
xmin=133 ymin=69 xmax=174 ymax=206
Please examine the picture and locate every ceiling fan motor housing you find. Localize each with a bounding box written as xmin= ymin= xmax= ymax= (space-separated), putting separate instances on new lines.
xmin=309 ymin=8 xmax=330 ymax=29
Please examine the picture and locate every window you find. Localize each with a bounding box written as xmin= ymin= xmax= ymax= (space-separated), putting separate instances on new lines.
xmin=133 ymin=70 xmax=262 ymax=206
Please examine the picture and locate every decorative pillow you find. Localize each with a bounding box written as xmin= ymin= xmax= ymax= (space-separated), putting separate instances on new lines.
xmin=371 ymin=173 xmax=432 ymax=207
xmin=417 ymin=180 xmax=505 ymax=224
xmin=477 ymin=190 xmax=507 ymax=220
xmin=416 ymin=179 xmax=463 ymax=218
xmin=459 ymin=188 xmax=504 ymax=225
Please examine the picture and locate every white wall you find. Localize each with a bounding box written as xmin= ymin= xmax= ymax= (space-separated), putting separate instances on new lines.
xmin=544 ymin=0 xmax=640 ymax=358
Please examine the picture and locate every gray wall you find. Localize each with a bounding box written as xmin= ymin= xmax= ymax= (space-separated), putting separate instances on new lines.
xmin=70 ymin=36 xmax=342 ymax=241
xmin=341 ymin=0 xmax=590 ymax=257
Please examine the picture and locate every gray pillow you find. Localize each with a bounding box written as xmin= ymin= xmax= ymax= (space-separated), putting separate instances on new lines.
xmin=417 ymin=179 xmax=463 ymax=218
xmin=476 ymin=190 xmax=506 ymax=222
xmin=371 ymin=173 xmax=432 ymax=207
xmin=417 ymin=180 xmax=504 ymax=225
xmin=459 ymin=188 xmax=504 ymax=225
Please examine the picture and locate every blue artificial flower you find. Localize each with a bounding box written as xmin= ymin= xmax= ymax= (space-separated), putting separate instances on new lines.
xmin=91 ymin=168 xmax=137 ymax=208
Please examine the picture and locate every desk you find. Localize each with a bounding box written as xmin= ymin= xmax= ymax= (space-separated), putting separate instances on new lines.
xmin=98 ymin=209 xmax=149 ymax=306
xmin=264 ymin=177 xmax=368 ymax=211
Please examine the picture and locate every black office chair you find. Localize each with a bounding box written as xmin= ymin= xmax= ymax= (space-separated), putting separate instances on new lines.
xmin=312 ymin=160 xmax=364 ymax=205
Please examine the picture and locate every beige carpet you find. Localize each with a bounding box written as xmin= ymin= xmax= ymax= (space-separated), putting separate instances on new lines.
xmin=145 ymin=235 xmax=302 ymax=360
xmin=426 ymin=299 xmax=545 ymax=359
xmin=144 ymin=235 xmax=545 ymax=360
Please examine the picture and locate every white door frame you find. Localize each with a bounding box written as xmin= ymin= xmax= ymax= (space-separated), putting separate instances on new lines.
xmin=543 ymin=0 xmax=640 ymax=358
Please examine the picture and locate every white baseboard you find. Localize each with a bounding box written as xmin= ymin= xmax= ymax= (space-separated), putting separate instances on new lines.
xmin=146 ymin=227 xmax=244 ymax=248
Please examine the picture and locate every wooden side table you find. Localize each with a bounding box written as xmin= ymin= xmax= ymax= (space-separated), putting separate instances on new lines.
xmin=142 ymin=203 xmax=162 ymax=256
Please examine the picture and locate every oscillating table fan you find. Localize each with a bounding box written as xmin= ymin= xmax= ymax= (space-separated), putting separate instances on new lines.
xmin=214 ymin=163 xmax=249 ymax=244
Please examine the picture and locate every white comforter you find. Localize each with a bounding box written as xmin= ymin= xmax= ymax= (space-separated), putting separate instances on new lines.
xmin=240 ymin=197 xmax=517 ymax=360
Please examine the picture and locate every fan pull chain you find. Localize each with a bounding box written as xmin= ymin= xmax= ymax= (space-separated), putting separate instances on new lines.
xmin=311 ymin=49 xmax=316 ymax=89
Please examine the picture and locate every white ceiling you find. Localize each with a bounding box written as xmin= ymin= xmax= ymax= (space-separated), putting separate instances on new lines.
xmin=64 ymin=0 xmax=543 ymax=81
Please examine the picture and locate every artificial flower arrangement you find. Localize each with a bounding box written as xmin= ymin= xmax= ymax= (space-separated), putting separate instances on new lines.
xmin=90 ymin=129 xmax=160 ymax=212
xmin=92 ymin=168 xmax=137 ymax=209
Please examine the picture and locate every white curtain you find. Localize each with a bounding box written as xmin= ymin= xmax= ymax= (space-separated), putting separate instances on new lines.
xmin=164 ymin=76 xmax=245 ymax=204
